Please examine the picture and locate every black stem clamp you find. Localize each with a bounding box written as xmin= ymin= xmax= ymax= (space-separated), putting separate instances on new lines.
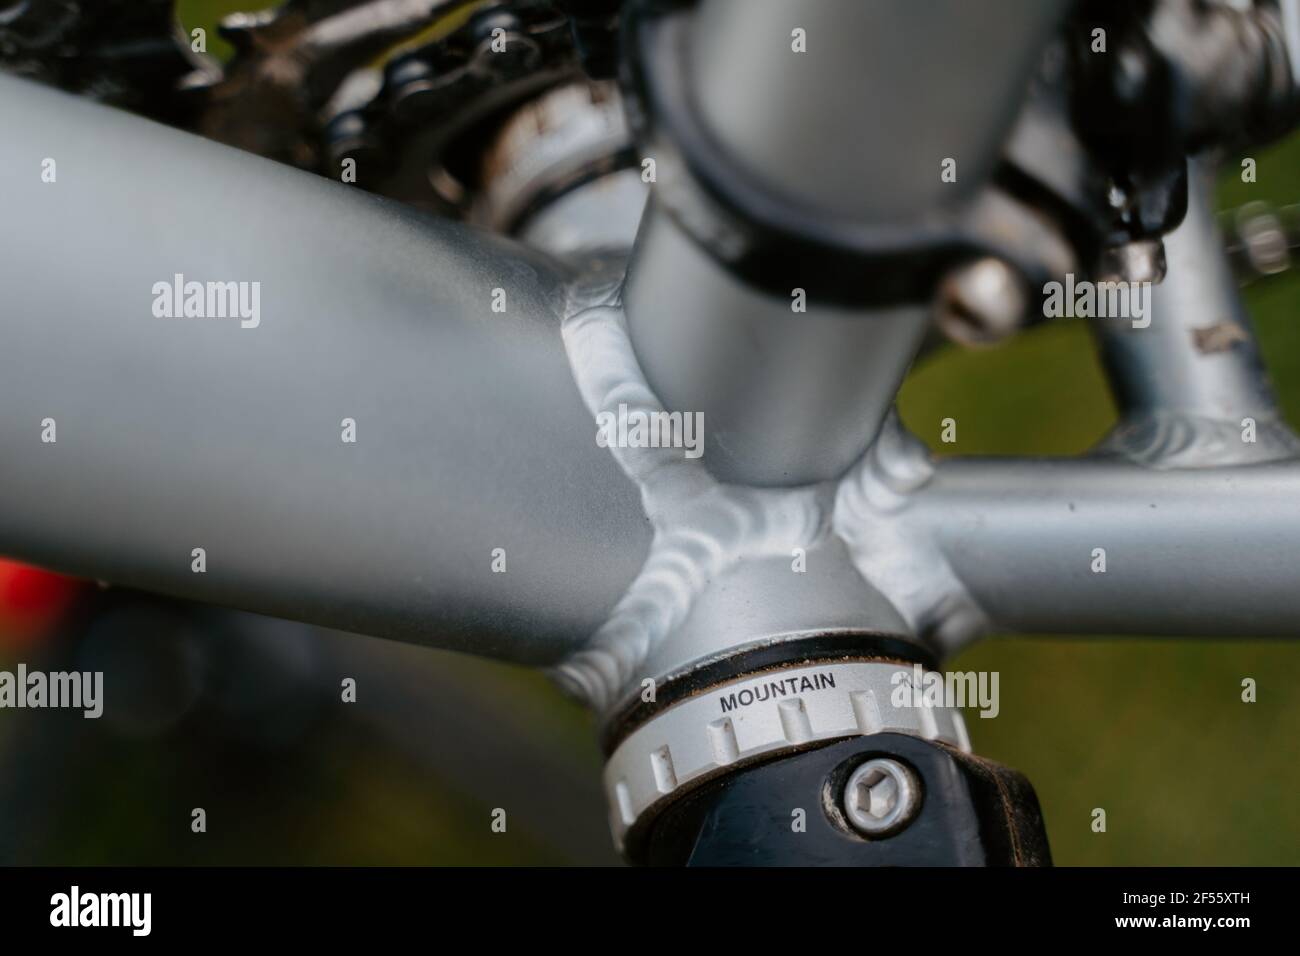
xmin=639 ymin=733 xmax=1053 ymax=866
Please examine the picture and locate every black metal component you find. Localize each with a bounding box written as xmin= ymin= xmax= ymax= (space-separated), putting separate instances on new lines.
xmin=634 ymin=734 xmax=1052 ymax=867
xmin=323 ymin=2 xmax=582 ymax=211
xmin=1070 ymin=0 xmax=1300 ymax=162
xmin=555 ymin=0 xmax=623 ymax=79
xmin=996 ymin=40 xmax=1114 ymax=279
xmin=1048 ymin=0 xmax=1299 ymax=265
xmin=0 ymin=0 xmax=213 ymax=125
xmin=986 ymin=30 xmax=1188 ymax=280
xmin=196 ymin=1 xmax=588 ymax=201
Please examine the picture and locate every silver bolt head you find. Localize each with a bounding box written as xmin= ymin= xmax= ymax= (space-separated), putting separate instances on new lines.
xmin=935 ymin=257 xmax=1026 ymax=348
xmin=1095 ymin=238 xmax=1167 ymax=285
xmin=1237 ymin=202 xmax=1291 ymax=276
xmin=843 ymin=757 xmax=921 ymax=838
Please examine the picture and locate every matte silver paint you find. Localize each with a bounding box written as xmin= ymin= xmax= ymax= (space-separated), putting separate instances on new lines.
xmin=1092 ymin=161 xmax=1300 ymax=467
xmin=0 ymin=74 xmax=651 ymax=666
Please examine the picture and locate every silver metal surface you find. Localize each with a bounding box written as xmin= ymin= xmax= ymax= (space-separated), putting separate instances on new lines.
xmin=923 ymin=458 xmax=1300 ymax=640
xmin=629 ymin=538 xmax=913 ymax=712
xmin=603 ymin=660 xmax=970 ymax=848
xmin=620 ymin=0 xmax=1069 ymax=486
xmin=690 ymin=0 xmax=1070 ymax=220
xmin=2 ymin=22 xmax=1299 ymax=731
xmin=3 ymin=1 xmax=1300 ymax=868
xmin=623 ymin=202 xmax=931 ymax=485
xmin=842 ymin=757 xmax=921 ymax=838
xmin=1094 ymin=238 xmax=1168 ymax=284
xmin=935 ymin=258 xmax=1027 ymax=347
xmin=476 ymin=81 xmax=645 ymax=251
xmin=554 ymin=291 xmax=841 ymax=709
xmin=0 ymin=74 xmax=651 ymax=666
xmin=837 ymin=422 xmax=1300 ymax=655
xmin=518 ymin=169 xmax=648 ymax=257
xmin=1092 ymin=160 xmax=1300 ymax=467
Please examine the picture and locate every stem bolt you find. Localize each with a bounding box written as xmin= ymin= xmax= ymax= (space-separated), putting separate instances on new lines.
xmin=936 ymin=257 xmax=1026 ymax=347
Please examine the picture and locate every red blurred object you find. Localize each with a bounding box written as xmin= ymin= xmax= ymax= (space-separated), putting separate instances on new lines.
xmin=0 ymin=559 xmax=86 ymax=648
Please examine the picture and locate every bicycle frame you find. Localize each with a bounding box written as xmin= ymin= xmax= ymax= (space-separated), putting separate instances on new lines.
xmin=2 ymin=0 xmax=1298 ymax=862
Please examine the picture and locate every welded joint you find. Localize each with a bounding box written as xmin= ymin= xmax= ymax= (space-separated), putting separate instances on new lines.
xmin=553 ymin=276 xmax=990 ymax=710
xmin=553 ymin=290 xmax=827 ymax=712
xmin=1095 ymin=409 xmax=1300 ymax=469
xmin=832 ymin=415 xmax=990 ymax=657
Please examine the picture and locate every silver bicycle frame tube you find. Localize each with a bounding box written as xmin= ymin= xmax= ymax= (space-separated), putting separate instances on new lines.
xmin=0 ymin=74 xmax=651 ymax=667
xmin=1 ymin=17 xmax=1298 ymax=711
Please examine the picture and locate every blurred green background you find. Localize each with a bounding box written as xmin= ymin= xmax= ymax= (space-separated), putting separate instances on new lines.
xmin=0 ymin=2 xmax=1296 ymax=866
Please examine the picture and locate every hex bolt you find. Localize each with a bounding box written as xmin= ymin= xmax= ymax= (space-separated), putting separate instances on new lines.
xmin=935 ymin=257 xmax=1026 ymax=348
xmin=842 ymin=757 xmax=922 ymax=838
xmin=1095 ymin=238 xmax=1167 ymax=284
